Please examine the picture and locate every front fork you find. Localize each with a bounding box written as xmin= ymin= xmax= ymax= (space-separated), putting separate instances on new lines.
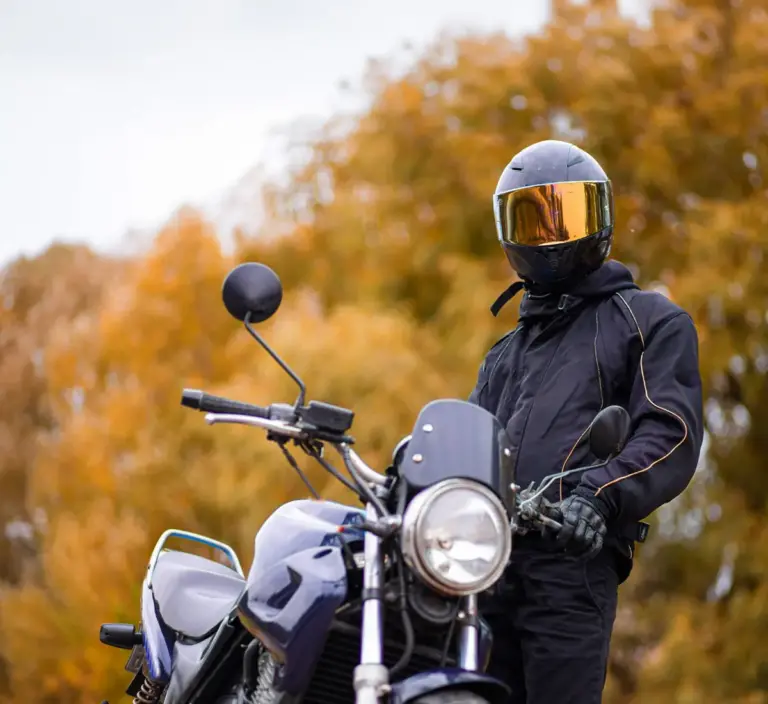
xmin=353 ymin=502 xmax=481 ymax=704
xmin=355 ymin=500 xmax=388 ymax=704
xmin=457 ymin=593 xmax=479 ymax=670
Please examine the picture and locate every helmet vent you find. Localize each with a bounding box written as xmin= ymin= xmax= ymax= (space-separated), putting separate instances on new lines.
xmin=509 ymin=155 xmax=524 ymax=171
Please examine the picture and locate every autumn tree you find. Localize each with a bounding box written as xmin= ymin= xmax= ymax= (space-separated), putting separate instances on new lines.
xmin=0 ymin=244 xmax=119 ymax=697
xmin=244 ymin=0 xmax=768 ymax=700
xmin=0 ymin=210 xmax=453 ymax=703
xmin=3 ymin=0 xmax=768 ymax=702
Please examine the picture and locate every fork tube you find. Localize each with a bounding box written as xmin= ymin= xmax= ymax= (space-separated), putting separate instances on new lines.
xmin=354 ymin=501 xmax=388 ymax=704
xmin=458 ymin=594 xmax=479 ymax=671
xmin=360 ymin=502 xmax=384 ymax=665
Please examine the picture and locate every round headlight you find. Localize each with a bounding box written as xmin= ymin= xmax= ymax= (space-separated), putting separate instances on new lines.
xmin=401 ymin=479 xmax=511 ymax=596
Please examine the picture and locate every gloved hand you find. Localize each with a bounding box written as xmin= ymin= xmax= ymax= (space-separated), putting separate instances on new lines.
xmin=549 ymin=495 xmax=608 ymax=559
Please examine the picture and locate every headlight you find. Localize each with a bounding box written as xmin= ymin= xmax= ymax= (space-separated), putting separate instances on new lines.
xmin=401 ymin=479 xmax=511 ymax=597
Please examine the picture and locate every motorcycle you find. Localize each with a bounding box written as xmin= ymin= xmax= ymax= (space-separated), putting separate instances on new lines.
xmin=99 ymin=262 xmax=630 ymax=704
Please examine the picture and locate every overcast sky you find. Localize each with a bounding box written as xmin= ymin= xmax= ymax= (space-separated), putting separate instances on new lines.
xmin=0 ymin=0 xmax=643 ymax=265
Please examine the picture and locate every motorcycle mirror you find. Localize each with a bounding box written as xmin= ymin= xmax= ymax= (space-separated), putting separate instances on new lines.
xmin=222 ymin=263 xmax=283 ymax=323
xmin=222 ymin=262 xmax=306 ymax=408
xmin=588 ymin=405 xmax=631 ymax=461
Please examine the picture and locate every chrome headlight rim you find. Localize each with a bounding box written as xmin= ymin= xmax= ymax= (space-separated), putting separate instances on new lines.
xmin=401 ymin=478 xmax=512 ymax=597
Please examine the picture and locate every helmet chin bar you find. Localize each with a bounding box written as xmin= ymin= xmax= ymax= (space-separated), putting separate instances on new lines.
xmin=502 ymin=227 xmax=613 ymax=295
xmin=520 ymin=269 xmax=593 ymax=297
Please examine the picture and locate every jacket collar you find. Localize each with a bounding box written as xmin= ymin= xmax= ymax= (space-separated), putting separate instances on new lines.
xmin=490 ymin=261 xmax=641 ymax=320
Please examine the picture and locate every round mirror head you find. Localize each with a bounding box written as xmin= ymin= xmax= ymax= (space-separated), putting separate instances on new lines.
xmin=588 ymin=405 xmax=631 ymax=461
xmin=222 ymin=262 xmax=283 ymax=323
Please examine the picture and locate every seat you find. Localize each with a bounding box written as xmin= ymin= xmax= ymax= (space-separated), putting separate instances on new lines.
xmin=151 ymin=550 xmax=246 ymax=640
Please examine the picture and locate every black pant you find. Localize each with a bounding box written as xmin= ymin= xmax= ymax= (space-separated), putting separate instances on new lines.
xmin=483 ymin=540 xmax=620 ymax=704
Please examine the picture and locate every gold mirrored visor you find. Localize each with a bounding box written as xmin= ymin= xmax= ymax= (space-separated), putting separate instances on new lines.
xmin=494 ymin=181 xmax=613 ymax=247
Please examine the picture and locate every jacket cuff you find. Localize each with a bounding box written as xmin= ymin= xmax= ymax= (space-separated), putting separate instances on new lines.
xmin=572 ymin=485 xmax=613 ymax=521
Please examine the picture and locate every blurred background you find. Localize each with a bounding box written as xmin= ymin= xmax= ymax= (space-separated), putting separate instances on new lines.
xmin=1 ymin=0 xmax=766 ymax=701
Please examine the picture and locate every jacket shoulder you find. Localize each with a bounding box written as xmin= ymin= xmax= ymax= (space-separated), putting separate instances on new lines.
xmin=485 ymin=326 xmax=521 ymax=357
xmin=477 ymin=326 xmax=521 ymax=373
xmin=469 ymin=326 xmax=522 ymax=405
xmin=490 ymin=327 xmax=521 ymax=350
xmin=612 ymin=289 xmax=694 ymax=341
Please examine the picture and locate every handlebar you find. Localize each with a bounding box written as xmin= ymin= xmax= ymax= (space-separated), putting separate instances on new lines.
xmin=182 ymin=389 xmax=564 ymax=534
xmin=202 ymin=411 xmax=387 ymax=485
xmin=181 ymin=389 xmax=271 ymax=419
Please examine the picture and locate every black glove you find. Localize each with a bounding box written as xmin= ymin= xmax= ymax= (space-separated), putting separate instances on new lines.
xmin=550 ymin=495 xmax=608 ymax=559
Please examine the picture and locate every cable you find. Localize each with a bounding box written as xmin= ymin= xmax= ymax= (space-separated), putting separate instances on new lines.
xmin=440 ymin=618 xmax=456 ymax=667
xmin=280 ymin=442 xmax=358 ymax=566
xmin=277 ymin=443 xmax=320 ymax=499
xmin=305 ymin=445 xmax=361 ymax=496
xmin=389 ymin=545 xmax=414 ymax=677
xmin=519 ymin=460 xmax=609 ymax=508
xmin=338 ymin=444 xmax=390 ymax=519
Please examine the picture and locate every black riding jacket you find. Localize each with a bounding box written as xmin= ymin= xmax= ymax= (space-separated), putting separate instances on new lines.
xmin=469 ymin=261 xmax=704 ymax=557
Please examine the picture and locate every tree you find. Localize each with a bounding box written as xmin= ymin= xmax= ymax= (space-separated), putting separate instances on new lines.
xmin=0 ymin=211 xmax=451 ymax=703
xmin=0 ymin=244 xmax=118 ymax=698
xmin=243 ymin=0 xmax=768 ymax=700
xmin=3 ymin=0 xmax=768 ymax=701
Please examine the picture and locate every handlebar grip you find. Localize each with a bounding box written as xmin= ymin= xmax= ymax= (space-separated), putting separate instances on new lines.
xmin=181 ymin=389 xmax=270 ymax=419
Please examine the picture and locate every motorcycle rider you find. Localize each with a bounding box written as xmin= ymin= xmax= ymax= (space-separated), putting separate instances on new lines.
xmin=470 ymin=140 xmax=704 ymax=703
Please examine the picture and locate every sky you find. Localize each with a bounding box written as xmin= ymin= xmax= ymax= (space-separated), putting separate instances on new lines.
xmin=0 ymin=0 xmax=644 ymax=266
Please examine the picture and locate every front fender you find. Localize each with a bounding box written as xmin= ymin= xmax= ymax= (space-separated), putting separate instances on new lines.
xmin=390 ymin=669 xmax=510 ymax=704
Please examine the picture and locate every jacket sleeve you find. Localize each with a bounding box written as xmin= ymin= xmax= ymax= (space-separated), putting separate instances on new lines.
xmin=575 ymin=311 xmax=704 ymax=525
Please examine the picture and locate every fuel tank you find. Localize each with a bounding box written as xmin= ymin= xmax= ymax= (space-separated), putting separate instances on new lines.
xmin=237 ymin=499 xmax=365 ymax=695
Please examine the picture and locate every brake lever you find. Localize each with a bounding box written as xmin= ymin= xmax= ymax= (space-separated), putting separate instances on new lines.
xmin=536 ymin=513 xmax=563 ymax=532
xmin=513 ymin=483 xmax=563 ymax=535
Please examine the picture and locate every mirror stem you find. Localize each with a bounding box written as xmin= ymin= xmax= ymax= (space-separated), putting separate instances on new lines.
xmin=244 ymin=312 xmax=307 ymax=409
